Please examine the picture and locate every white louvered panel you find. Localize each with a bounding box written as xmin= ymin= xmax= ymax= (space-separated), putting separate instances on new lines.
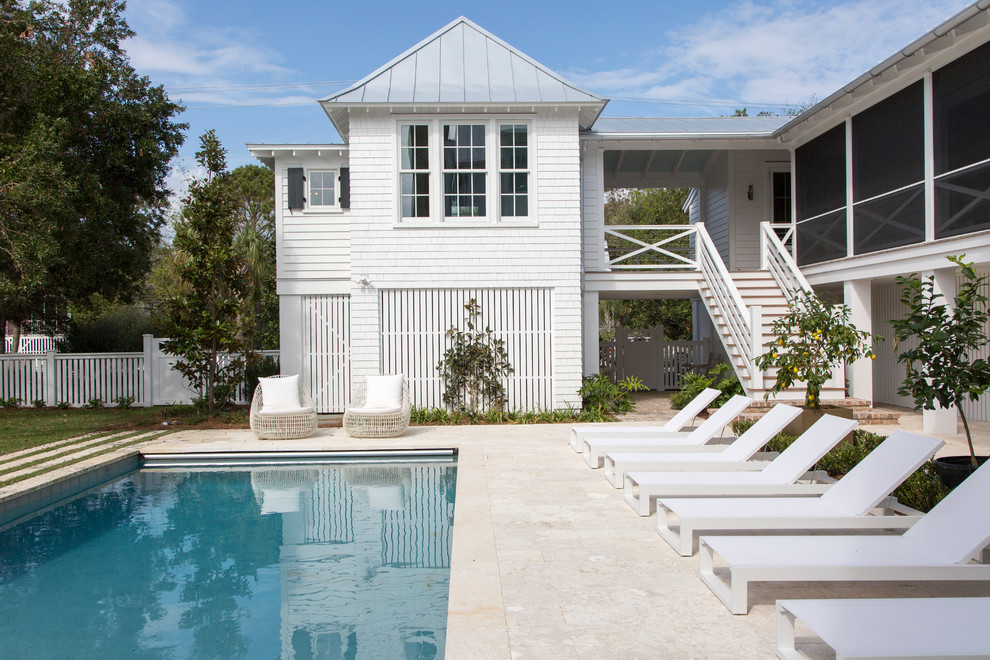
xmin=960 ymin=269 xmax=990 ymax=423
xmin=380 ymin=288 xmax=553 ymax=411
xmin=871 ymin=282 xmax=916 ymax=409
xmin=302 ymin=294 xmax=351 ymax=413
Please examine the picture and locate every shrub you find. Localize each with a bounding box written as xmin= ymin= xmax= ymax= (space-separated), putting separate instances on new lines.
xmin=86 ymin=398 xmax=104 ymax=409
xmin=56 ymin=401 xmax=70 ymax=410
xmin=438 ymin=299 xmax=514 ymax=414
xmin=1 ymin=397 xmax=21 ymax=409
xmin=244 ymin=354 xmax=280 ymax=402
xmin=113 ymin=395 xmax=135 ymax=409
xmin=59 ymin=303 xmax=158 ymax=352
xmin=31 ymin=399 xmax=45 ymax=408
xmin=672 ymin=363 xmax=742 ymax=410
xmin=579 ymin=373 xmax=647 ymax=421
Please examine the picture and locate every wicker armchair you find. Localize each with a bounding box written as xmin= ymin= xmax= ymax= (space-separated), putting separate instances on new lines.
xmin=250 ymin=375 xmax=319 ymax=440
xmin=343 ymin=375 xmax=411 ymax=438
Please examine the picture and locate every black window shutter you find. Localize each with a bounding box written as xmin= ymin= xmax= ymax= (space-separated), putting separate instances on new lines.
xmin=287 ymin=167 xmax=305 ymax=209
xmin=339 ymin=167 xmax=350 ymax=209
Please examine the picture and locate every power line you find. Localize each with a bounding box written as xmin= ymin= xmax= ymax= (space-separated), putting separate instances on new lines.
xmin=167 ymin=80 xmax=355 ymax=93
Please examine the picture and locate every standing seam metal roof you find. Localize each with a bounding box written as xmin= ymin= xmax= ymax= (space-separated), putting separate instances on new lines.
xmin=322 ymin=17 xmax=606 ymax=106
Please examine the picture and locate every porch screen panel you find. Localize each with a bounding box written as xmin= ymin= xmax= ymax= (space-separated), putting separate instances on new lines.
xmin=795 ymin=124 xmax=846 ymax=265
xmin=301 ymin=294 xmax=351 ymax=413
xmin=379 ymin=288 xmax=553 ymax=410
xmin=934 ymin=40 xmax=990 ymax=239
xmin=851 ymin=82 xmax=925 ymax=254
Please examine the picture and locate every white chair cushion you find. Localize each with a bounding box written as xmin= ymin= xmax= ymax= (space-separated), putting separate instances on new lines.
xmin=346 ymin=406 xmax=402 ymax=415
xmin=259 ymin=375 xmax=302 ymax=413
xmin=365 ymin=374 xmax=404 ymax=409
xmin=259 ymin=406 xmax=313 ymax=416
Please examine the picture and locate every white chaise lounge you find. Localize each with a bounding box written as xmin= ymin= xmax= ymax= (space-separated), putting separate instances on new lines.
xmin=601 ymin=404 xmax=802 ymax=487
xmin=699 ymin=458 xmax=990 ymax=614
xmin=776 ymin=598 xmax=990 ymax=659
xmin=623 ymin=415 xmax=857 ymax=516
xmin=656 ymin=431 xmax=942 ymax=555
xmin=581 ymin=394 xmax=753 ymax=469
xmin=569 ymin=387 xmax=720 ymax=450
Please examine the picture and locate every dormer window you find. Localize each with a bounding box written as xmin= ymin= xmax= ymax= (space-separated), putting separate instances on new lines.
xmin=396 ymin=119 xmax=530 ymax=224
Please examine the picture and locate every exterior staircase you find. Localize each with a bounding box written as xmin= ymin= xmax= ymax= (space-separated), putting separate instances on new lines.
xmin=699 ymin=269 xmax=845 ymax=403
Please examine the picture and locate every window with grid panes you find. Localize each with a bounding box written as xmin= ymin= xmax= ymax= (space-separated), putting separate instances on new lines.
xmin=399 ymin=125 xmax=430 ymax=218
xmin=309 ymin=170 xmax=336 ymax=207
xmin=499 ymin=124 xmax=528 ymax=217
xmin=443 ymin=124 xmax=486 ymax=218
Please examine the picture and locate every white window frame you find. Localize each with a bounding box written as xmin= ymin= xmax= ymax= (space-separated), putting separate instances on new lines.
xmin=393 ymin=117 xmax=535 ymax=227
xmin=307 ymin=169 xmax=338 ymax=210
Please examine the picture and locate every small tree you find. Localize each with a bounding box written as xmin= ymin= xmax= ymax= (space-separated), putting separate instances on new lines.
xmin=755 ymin=293 xmax=878 ymax=408
xmin=438 ymin=300 xmax=514 ymax=413
xmin=162 ymin=131 xmax=253 ymax=416
xmin=891 ymin=255 xmax=990 ymax=466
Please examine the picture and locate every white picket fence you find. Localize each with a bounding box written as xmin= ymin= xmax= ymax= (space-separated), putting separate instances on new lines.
xmin=0 ymin=335 xmax=278 ymax=407
xmin=4 ymin=334 xmax=58 ymax=354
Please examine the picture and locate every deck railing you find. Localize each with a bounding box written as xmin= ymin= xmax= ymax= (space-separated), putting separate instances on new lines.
xmin=604 ymin=225 xmax=698 ymax=270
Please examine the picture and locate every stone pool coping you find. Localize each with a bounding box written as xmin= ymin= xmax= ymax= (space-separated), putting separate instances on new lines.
xmin=4 ymin=423 xmax=988 ymax=658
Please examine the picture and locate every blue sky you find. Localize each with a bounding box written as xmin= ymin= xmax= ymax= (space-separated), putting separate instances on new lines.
xmin=121 ymin=0 xmax=976 ymax=203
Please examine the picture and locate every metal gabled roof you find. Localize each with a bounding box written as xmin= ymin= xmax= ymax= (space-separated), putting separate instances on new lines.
xmin=321 ymin=16 xmax=607 ymax=139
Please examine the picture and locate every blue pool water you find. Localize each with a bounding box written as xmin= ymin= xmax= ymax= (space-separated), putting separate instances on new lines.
xmin=0 ymin=461 xmax=456 ymax=659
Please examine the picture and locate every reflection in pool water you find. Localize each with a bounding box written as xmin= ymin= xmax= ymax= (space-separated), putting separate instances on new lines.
xmin=0 ymin=462 xmax=456 ymax=659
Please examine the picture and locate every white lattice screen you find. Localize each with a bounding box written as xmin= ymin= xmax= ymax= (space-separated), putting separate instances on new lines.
xmin=302 ymin=294 xmax=351 ymax=413
xmin=379 ymin=288 xmax=553 ymax=410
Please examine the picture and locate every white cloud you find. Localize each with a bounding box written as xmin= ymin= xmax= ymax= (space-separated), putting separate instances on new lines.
xmin=566 ymin=0 xmax=973 ymax=113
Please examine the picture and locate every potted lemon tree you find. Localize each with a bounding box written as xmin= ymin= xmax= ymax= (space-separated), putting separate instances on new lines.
xmin=891 ymin=255 xmax=990 ymax=489
xmin=755 ymin=292 xmax=879 ymax=436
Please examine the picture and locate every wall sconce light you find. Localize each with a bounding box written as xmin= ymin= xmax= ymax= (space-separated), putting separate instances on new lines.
xmin=355 ymin=275 xmax=372 ymax=287
xmin=747 ymin=185 xmax=754 ymax=201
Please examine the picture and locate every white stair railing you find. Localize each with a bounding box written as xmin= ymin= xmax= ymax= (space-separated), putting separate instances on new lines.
xmin=761 ymin=222 xmax=813 ymax=302
xmin=760 ymin=222 xmax=844 ymax=396
xmin=695 ymin=223 xmax=756 ymax=382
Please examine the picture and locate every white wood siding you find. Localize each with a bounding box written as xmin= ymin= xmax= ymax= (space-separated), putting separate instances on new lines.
xmin=301 ymin=294 xmax=351 ymax=412
xmin=728 ymin=150 xmax=790 ymax=270
xmin=380 ymin=288 xmax=553 ymax=410
xmin=344 ymin=107 xmax=584 ymax=409
xmin=704 ymin=152 xmax=730 ymax=264
xmin=277 ymin=154 xmax=351 ymax=284
xmin=582 ymin=146 xmax=607 ymax=272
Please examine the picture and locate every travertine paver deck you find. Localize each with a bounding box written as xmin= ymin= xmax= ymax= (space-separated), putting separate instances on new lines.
xmin=3 ymin=409 xmax=990 ymax=658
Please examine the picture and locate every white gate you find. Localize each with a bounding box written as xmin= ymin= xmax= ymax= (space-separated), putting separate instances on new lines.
xmin=302 ymin=294 xmax=351 ymax=413
xmin=600 ymin=326 xmax=709 ymax=391
xmin=379 ymin=288 xmax=553 ymax=411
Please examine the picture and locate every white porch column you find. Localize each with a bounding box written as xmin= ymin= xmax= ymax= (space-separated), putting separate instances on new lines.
xmin=582 ymin=290 xmax=600 ymax=376
xmin=923 ymin=267 xmax=959 ymax=434
xmin=279 ymin=295 xmax=304 ymax=377
xmin=844 ymin=279 xmax=873 ymax=401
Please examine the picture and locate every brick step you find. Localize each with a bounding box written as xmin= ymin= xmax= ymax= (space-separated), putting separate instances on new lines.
xmin=735 ymin=400 xmax=901 ymax=426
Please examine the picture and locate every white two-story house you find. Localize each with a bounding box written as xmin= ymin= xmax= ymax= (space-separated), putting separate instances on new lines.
xmin=250 ymin=5 xmax=990 ymax=433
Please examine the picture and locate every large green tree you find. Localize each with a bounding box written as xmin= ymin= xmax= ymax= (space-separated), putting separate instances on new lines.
xmin=601 ymin=188 xmax=693 ymax=340
xmin=0 ymin=0 xmax=185 ymax=351
xmin=162 ymin=131 xmax=253 ymax=416
xmin=228 ymin=164 xmax=277 ymax=349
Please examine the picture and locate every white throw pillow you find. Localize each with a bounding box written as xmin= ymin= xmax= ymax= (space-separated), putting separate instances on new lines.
xmin=365 ymin=374 xmax=404 ymax=409
xmin=259 ymin=375 xmax=301 ymax=412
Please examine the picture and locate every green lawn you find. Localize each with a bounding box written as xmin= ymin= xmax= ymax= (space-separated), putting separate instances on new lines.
xmin=0 ymin=405 xmax=249 ymax=455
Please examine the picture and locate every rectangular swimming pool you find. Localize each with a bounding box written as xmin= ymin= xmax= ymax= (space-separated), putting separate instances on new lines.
xmin=0 ymin=458 xmax=456 ymax=659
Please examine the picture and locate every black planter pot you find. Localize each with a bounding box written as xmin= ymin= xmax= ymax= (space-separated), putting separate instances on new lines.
xmin=933 ymin=455 xmax=989 ymax=490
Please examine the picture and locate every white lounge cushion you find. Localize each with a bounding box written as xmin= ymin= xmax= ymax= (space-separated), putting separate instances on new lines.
xmin=346 ymin=406 xmax=402 ymax=415
xmin=365 ymin=374 xmax=404 ymax=409
xmin=258 ymin=406 xmax=313 ymax=416
xmin=259 ymin=375 xmax=302 ymax=412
